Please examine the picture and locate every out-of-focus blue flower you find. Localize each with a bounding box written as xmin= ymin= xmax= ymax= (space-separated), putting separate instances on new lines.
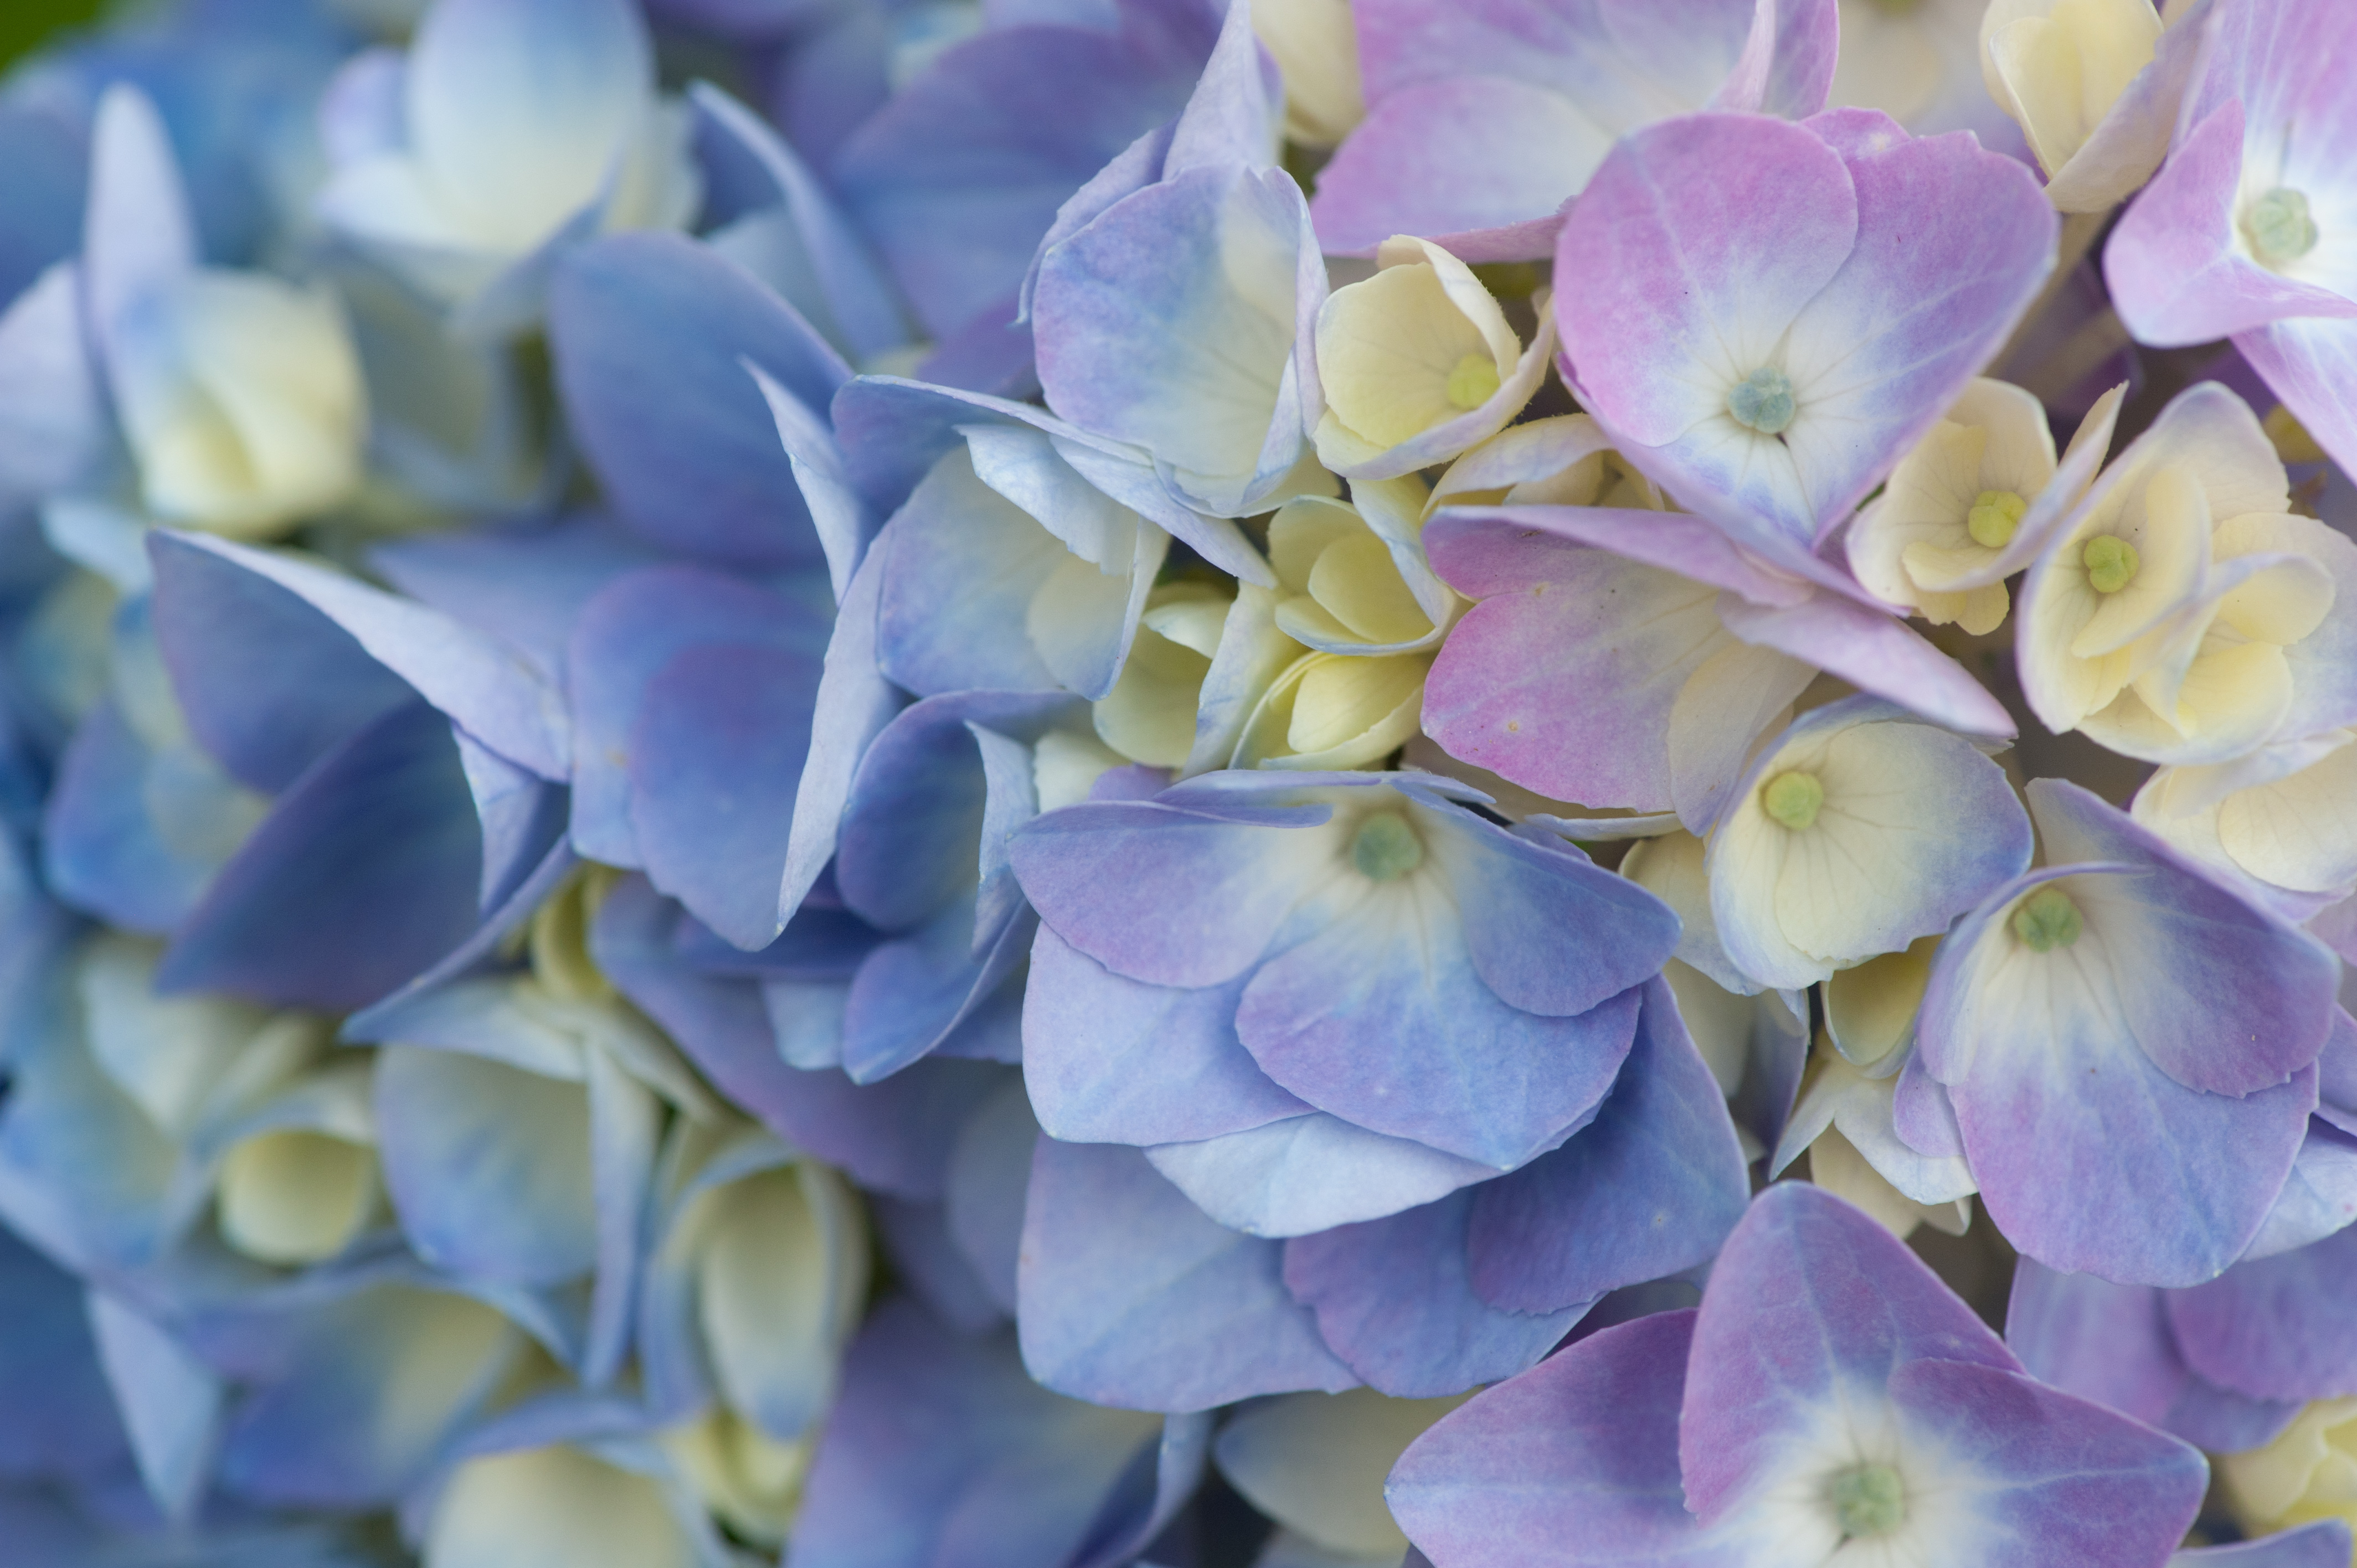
xmin=138 ymin=528 xmax=569 ymax=1010
xmin=0 ymin=84 xmax=366 ymax=541
xmin=832 ymin=0 xmax=1222 ymax=391
xmin=314 ymin=0 xmax=701 ymax=332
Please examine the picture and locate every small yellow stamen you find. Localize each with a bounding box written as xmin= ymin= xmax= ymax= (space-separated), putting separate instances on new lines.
xmin=2011 ymin=884 xmax=2083 ymax=951
xmin=2081 ymin=534 xmax=2139 ymax=594
xmin=1761 ymin=770 xmax=1824 ymax=831
xmin=1444 ymin=353 xmax=1502 ymax=411
xmin=1966 ymin=489 xmax=2027 ymax=550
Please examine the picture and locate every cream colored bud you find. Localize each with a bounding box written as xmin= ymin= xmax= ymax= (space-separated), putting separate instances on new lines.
xmin=218 ymin=1128 xmax=380 ymax=1264
xmin=1093 ymin=582 xmax=1233 ymax=768
xmin=1314 ymin=238 xmax=1538 ymax=478
xmin=660 ymin=1411 xmax=810 ymax=1549
xmin=1233 ymin=648 xmax=1428 ymax=771
xmin=1253 ymin=0 xmax=1365 ymax=149
xmin=2220 ymin=1399 xmax=2357 ymax=1543
xmin=1980 ymin=0 xmax=2162 ymax=179
xmin=112 ymin=272 xmax=367 ymax=538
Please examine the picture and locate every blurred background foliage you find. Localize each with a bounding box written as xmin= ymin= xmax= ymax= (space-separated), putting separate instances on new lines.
xmin=1 ymin=0 xmax=106 ymax=71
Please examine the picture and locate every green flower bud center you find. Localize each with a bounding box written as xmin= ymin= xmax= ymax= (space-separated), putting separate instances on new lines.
xmin=1445 ymin=353 xmax=1502 ymax=411
xmin=2245 ymin=187 xmax=2319 ymax=264
xmin=1864 ymin=0 xmax=1922 ymax=12
xmin=1727 ymin=367 xmax=1797 ymax=435
xmin=1965 ymin=488 xmax=2027 ymax=549
xmin=1351 ymin=811 xmax=1425 ymax=881
xmin=2082 ymin=534 xmax=2139 ymax=594
xmin=2012 ymin=884 xmax=2084 ymax=952
xmin=1828 ymin=1464 xmax=1906 ymax=1539
xmin=1761 ymin=770 xmax=1825 ymax=831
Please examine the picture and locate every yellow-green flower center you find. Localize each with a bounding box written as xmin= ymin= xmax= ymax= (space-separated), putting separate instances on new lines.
xmin=1727 ymin=367 xmax=1797 ymax=435
xmin=2245 ymin=187 xmax=2319 ymax=264
xmin=1761 ymin=770 xmax=1825 ymax=830
xmin=1444 ymin=353 xmax=1502 ymax=410
xmin=1966 ymin=488 xmax=2027 ymax=549
xmin=1351 ymin=811 xmax=1425 ymax=880
xmin=2082 ymin=534 xmax=2139 ymax=594
xmin=1828 ymin=1464 xmax=1906 ymax=1538
xmin=2012 ymin=884 xmax=2084 ymax=951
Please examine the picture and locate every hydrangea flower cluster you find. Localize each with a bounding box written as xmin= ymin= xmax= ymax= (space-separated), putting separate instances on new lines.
xmin=0 ymin=0 xmax=2346 ymax=1564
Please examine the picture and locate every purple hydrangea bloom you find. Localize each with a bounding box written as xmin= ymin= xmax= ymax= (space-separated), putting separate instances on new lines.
xmin=1008 ymin=771 xmax=1752 ymax=1406
xmin=2106 ymin=0 xmax=2357 ymax=473
xmin=1555 ymin=107 xmax=2057 ymax=561
xmin=1913 ymin=779 xmax=2341 ymax=1286
xmin=1012 ymin=967 xmax=1751 ymax=1410
xmin=1012 ymin=770 xmax=1677 ymax=1185
xmin=1387 ymin=1183 xmax=2210 ymax=1568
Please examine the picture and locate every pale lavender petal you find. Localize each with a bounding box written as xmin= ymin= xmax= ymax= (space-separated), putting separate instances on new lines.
xmin=1021 ymin=923 xmax=1311 ymax=1146
xmin=148 ymin=530 xmax=419 ymax=795
xmin=1421 ymin=518 xmax=1723 ymax=811
xmin=1439 ymin=808 xmax=1681 ymax=1018
xmin=547 ymin=232 xmax=848 ymax=571
xmin=2237 ymin=316 xmax=2357 ymax=539
xmin=1016 ymin=1137 xmax=1357 ymax=1410
xmin=788 ymin=1297 xmax=1169 ymax=1568
xmin=156 ymin=702 xmax=482 ymax=1010
xmin=2168 ymin=1222 xmax=2357 ymax=1402
xmin=1464 ymin=976 xmax=1751 ymax=1313
xmin=155 ymin=533 xmax=569 ymax=780
xmin=1309 ymin=79 xmax=1607 ymax=256
xmin=1011 ymin=795 xmax=1334 ymax=988
xmin=1678 ymin=1182 xmax=2014 ymax=1524
xmin=779 ymin=535 xmax=907 ymax=925
xmin=1718 ymin=583 xmax=2018 ymax=737
xmin=1282 ymin=1188 xmax=1586 ymax=1399
xmin=2021 ymin=780 xmax=2339 ymax=1097
xmin=2241 ymin=1120 xmax=2357 ymax=1260
xmin=1033 ymin=163 xmax=1317 ymax=517
xmin=1773 ymin=112 xmax=2057 ymax=541
xmin=1883 ymin=1359 xmax=2205 ymax=1568
xmin=1387 ymin=1310 xmax=1741 ymax=1568
xmin=2108 ymin=104 xmax=2357 ymax=348
xmin=1558 ymin=113 xmax=1856 ymax=454
xmin=629 ymin=639 xmax=820 ymax=952
xmin=1146 ymin=1112 xmax=1501 ymax=1238
xmin=2003 ymin=1258 xmax=2298 ymax=1452
xmin=1237 ymin=907 xmax=1641 ymax=1170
